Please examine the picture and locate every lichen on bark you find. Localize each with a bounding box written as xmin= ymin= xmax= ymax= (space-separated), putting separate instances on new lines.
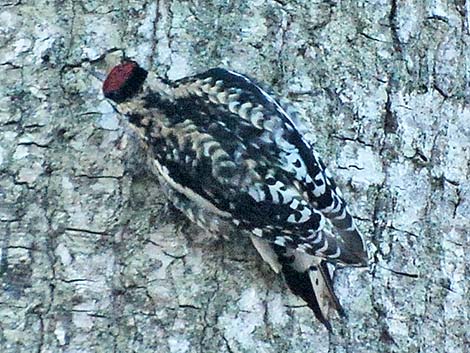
xmin=0 ymin=1 xmax=469 ymax=352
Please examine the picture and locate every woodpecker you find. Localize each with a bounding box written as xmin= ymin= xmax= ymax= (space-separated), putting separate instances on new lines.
xmin=102 ymin=61 xmax=368 ymax=330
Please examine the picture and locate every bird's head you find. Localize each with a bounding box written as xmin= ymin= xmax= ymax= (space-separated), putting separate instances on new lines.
xmin=102 ymin=61 xmax=148 ymax=103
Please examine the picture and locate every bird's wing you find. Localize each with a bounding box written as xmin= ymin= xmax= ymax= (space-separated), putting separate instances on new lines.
xmin=141 ymin=68 xmax=365 ymax=264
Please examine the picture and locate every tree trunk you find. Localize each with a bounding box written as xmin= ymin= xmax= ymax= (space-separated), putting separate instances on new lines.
xmin=1 ymin=1 xmax=468 ymax=352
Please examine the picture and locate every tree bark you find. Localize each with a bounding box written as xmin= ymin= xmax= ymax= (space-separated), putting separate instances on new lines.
xmin=1 ymin=1 xmax=468 ymax=352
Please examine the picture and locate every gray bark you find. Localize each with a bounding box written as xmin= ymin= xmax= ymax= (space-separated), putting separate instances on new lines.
xmin=1 ymin=1 xmax=469 ymax=352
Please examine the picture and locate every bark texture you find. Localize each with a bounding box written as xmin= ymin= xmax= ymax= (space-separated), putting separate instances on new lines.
xmin=1 ymin=1 xmax=469 ymax=352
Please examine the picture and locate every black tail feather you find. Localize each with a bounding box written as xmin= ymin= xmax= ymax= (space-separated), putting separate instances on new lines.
xmin=281 ymin=262 xmax=333 ymax=331
xmin=318 ymin=261 xmax=346 ymax=317
xmin=273 ymin=245 xmax=343 ymax=331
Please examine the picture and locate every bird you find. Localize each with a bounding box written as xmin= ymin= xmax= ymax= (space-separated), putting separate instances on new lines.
xmin=102 ymin=60 xmax=368 ymax=331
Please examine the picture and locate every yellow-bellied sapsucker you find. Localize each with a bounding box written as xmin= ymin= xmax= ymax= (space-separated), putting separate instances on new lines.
xmin=102 ymin=61 xmax=367 ymax=330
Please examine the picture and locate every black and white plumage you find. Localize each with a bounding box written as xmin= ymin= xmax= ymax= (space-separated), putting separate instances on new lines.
xmin=102 ymin=61 xmax=368 ymax=330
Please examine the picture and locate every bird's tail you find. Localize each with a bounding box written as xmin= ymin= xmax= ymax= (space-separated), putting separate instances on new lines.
xmin=250 ymin=236 xmax=344 ymax=331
